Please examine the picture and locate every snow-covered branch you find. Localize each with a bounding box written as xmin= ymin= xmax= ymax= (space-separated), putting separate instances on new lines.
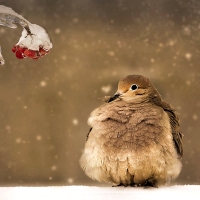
xmin=0 ymin=5 xmax=52 ymax=64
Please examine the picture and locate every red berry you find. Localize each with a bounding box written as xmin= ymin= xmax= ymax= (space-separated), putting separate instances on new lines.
xmin=18 ymin=46 xmax=26 ymax=53
xmin=24 ymin=49 xmax=39 ymax=59
xmin=12 ymin=45 xmax=18 ymax=53
xmin=39 ymin=47 xmax=49 ymax=56
xmin=32 ymin=57 xmax=40 ymax=60
xmin=15 ymin=51 xmax=24 ymax=59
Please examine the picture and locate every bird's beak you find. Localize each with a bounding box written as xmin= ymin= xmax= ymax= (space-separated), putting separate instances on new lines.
xmin=108 ymin=93 xmax=121 ymax=103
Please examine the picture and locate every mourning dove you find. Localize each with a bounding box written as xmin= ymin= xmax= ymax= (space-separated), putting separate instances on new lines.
xmin=80 ymin=74 xmax=183 ymax=187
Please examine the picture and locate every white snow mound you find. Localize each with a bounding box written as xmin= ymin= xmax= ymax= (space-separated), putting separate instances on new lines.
xmin=0 ymin=185 xmax=199 ymax=200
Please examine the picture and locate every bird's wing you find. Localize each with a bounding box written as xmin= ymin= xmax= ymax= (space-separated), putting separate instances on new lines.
xmin=161 ymin=101 xmax=183 ymax=157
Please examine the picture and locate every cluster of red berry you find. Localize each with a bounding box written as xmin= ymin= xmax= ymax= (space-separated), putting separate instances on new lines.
xmin=12 ymin=45 xmax=49 ymax=60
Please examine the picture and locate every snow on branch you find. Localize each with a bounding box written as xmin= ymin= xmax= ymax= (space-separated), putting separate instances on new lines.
xmin=0 ymin=5 xmax=52 ymax=64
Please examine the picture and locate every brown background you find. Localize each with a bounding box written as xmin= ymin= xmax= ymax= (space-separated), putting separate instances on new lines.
xmin=0 ymin=0 xmax=199 ymax=186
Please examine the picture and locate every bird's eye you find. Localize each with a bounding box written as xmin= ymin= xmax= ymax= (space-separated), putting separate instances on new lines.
xmin=130 ymin=84 xmax=138 ymax=91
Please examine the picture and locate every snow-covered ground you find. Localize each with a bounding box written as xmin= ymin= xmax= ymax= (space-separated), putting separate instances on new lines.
xmin=0 ymin=185 xmax=199 ymax=200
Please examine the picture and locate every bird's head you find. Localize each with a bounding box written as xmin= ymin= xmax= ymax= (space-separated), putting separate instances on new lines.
xmin=108 ymin=75 xmax=162 ymax=104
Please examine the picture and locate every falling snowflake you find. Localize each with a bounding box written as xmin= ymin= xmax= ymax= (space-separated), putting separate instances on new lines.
xmin=67 ymin=178 xmax=74 ymax=184
xmin=185 ymin=53 xmax=192 ymax=60
xmin=168 ymin=39 xmax=176 ymax=46
xmin=72 ymin=18 xmax=79 ymax=23
xmin=55 ymin=28 xmax=61 ymax=34
xmin=186 ymin=80 xmax=191 ymax=85
xmin=40 ymin=80 xmax=47 ymax=87
xmin=0 ymin=5 xmax=52 ymax=63
xmin=150 ymin=58 xmax=155 ymax=63
xmin=72 ymin=118 xmax=79 ymax=125
xmin=58 ymin=91 xmax=63 ymax=96
xmin=107 ymin=51 xmax=115 ymax=56
xmin=5 ymin=125 xmax=11 ymax=132
xmin=192 ymin=114 xmax=198 ymax=120
xmin=36 ymin=135 xmax=42 ymax=141
xmin=16 ymin=138 xmax=22 ymax=144
xmin=183 ymin=26 xmax=191 ymax=35
xmin=51 ymin=165 xmax=57 ymax=171
xmin=101 ymin=85 xmax=112 ymax=94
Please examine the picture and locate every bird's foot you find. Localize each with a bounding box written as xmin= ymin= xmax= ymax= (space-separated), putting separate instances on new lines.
xmin=112 ymin=183 xmax=141 ymax=187
xmin=112 ymin=183 xmax=128 ymax=187
xmin=142 ymin=178 xmax=158 ymax=188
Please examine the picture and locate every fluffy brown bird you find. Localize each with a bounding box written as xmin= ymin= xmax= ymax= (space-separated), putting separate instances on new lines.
xmin=79 ymin=75 xmax=183 ymax=187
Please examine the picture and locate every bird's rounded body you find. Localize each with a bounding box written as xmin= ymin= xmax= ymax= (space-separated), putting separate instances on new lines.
xmin=80 ymin=75 xmax=183 ymax=187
